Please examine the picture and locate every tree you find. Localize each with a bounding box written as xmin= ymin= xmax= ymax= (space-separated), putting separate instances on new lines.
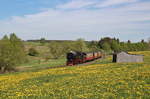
xmin=88 ymin=41 xmax=100 ymax=51
xmin=148 ymin=37 xmax=150 ymax=49
xmin=74 ymin=38 xmax=89 ymax=52
xmin=111 ymin=40 xmax=120 ymax=52
xmin=141 ymin=39 xmax=145 ymax=43
xmin=0 ymin=37 xmax=14 ymax=72
xmin=116 ymin=38 xmax=120 ymax=43
xmin=98 ymin=37 xmax=112 ymax=48
xmin=101 ymin=42 xmax=111 ymax=51
xmin=0 ymin=33 xmax=26 ymax=73
xmin=2 ymin=35 xmax=9 ymax=40
xmin=127 ymin=40 xmax=131 ymax=43
xmin=49 ymin=42 xmax=64 ymax=59
xmin=148 ymin=38 xmax=150 ymax=43
xmin=61 ymin=42 xmax=74 ymax=53
xmin=40 ymin=38 xmax=46 ymax=45
xmin=127 ymin=42 xmax=133 ymax=51
xmin=9 ymin=33 xmax=26 ymax=64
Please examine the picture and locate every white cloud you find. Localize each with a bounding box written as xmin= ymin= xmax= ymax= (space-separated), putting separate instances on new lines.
xmin=121 ymin=2 xmax=150 ymax=11
xmin=56 ymin=0 xmax=96 ymax=9
xmin=56 ymin=0 xmax=139 ymax=9
xmin=0 ymin=1 xmax=150 ymax=41
xmin=95 ymin=0 xmax=138 ymax=8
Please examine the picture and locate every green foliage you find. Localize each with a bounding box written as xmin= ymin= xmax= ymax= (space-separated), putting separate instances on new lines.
xmin=119 ymin=42 xmax=149 ymax=51
xmin=148 ymin=38 xmax=150 ymax=49
xmin=10 ymin=33 xmax=26 ymax=63
xmin=87 ymin=41 xmax=100 ymax=51
xmin=98 ymin=37 xmax=112 ymax=48
xmin=111 ymin=40 xmax=121 ymax=52
xmin=98 ymin=37 xmax=118 ymax=52
xmin=74 ymin=38 xmax=89 ymax=52
xmin=0 ymin=37 xmax=15 ymax=72
xmin=98 ymin=37 xmax=150 ymax=52
xmin=0 ymin=33 xmax=26 ymax=72
xmin=49 ymin=41 xmax=64 ymax=59
xmin=40 ymin=38 xmax=46 ymax=45
xmin=2 ymin=35 xmax=9 ymax=40
xmin=28 ymin=48 xmax=39 ymax=56
xmin=48 ymin=39 xmax=90 ymax=59
xmin=101 ymin=42 xmax=111 ymax=51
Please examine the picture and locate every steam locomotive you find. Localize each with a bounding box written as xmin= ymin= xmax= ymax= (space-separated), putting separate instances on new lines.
xmin=66 ymin=51 xmax=103 ymax=66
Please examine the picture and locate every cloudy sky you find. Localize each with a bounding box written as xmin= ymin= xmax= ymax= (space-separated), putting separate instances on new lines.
xmin=0 ymin=0 xmax=150 ymax=42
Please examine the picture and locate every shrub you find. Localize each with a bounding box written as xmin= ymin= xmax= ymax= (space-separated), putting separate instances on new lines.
xmin=49 ymin=42 xmax=64 ymax=59
xmin=28 ymin=48 xmax=39 ymax=56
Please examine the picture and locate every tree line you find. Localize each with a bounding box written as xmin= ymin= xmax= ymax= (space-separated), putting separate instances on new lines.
xmin=0 ymin=34 xmax=90 ymax=72
xmin=0 ymin=34 xmax=150 ymax=73
xmin=98 ymin=37 xmax=150 ymax=53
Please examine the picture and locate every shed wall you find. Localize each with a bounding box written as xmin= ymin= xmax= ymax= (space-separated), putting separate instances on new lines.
xmin=113 ymin=52 xmax=143 ymax=63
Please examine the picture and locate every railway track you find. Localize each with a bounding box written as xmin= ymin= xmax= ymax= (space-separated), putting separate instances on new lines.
xmin=45 ymin=58 xmax=103 ymax=69
xmin=16 ymin=57 xmax=104 ymax=72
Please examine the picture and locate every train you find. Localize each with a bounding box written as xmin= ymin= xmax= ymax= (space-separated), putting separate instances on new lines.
xmin=66 ymin=51 xmax=103 ymax=66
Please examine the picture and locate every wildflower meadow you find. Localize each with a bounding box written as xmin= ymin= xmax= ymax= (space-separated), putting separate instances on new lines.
xmin=0 ymin=51 xmax=150 ymax=99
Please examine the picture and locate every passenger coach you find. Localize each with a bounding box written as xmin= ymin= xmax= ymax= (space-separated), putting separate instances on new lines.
xmin=66 ymin=51 xmax=103 ymax=66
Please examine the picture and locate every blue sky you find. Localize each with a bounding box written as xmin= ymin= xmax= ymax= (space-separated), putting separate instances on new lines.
xmin=0 ymin=0 xmax=150 ymax=42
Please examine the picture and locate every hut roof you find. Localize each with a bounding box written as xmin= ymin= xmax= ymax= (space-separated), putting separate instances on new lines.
xmin=114 ymin=51 xmax=144 ymax=56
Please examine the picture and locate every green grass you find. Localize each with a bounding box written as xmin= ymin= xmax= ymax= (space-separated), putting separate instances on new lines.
xmin=17 ymin=58 xmax=66 ymax=71
xmin=21 ymin=41 xmax=66 ymax=72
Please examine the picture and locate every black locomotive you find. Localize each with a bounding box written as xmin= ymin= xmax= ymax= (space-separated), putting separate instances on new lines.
xmin=67 ymin=51 xmax=103 ymax=66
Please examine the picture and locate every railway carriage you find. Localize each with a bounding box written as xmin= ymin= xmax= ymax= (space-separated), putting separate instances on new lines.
xmin=67 ymin=51 xmax=103 ymax=66
xmin=85 ymin=52 xmax=94 ymax=61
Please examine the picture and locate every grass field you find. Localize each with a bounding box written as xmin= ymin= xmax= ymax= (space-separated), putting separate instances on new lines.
xmin=17 ymin=58 xmax=66 ymax=71
xmin=0 ymin=51 xmax=150 ymax=99
xmin=19 ymin=42 xmax=67 ymax=71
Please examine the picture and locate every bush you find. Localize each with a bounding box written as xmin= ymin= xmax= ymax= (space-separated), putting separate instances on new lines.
xmin=28 ymin=48 xmax=39 ymax=56
xmin=49 ymin=42 xmax=64 ymax=59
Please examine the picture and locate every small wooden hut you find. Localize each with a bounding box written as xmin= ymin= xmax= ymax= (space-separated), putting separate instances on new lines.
xmin=113 ymin=51 xmax=144 ymax=63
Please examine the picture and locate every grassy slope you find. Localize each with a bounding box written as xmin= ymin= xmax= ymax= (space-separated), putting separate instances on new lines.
xmin=17 ymin=58 xmax=66 ymax=71
xmin=0 ymin=51 xmax=150 ymax=99
xmin=19 ymin=42 xmax=66 ymax=71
